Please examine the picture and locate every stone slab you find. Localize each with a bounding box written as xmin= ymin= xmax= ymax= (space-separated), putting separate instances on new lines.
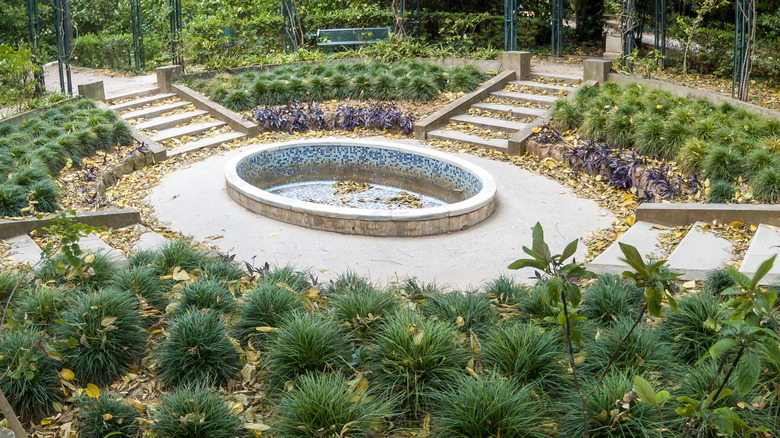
xmin=109 ymin=93 xmax=176 ymax=112
xmin=739 ymin=224 xmax=780 ymax=285
xmin=528 ymin=71 xmax=583 ymax=84
xmin=80 ymin=234 xmax=128 ymax=266
xmin=93 ymin=100 xmax=167 ymax=163
xmin=151 ymin=121 xmax=226 ymax=142
xmin=449 ymin=114 xmax=528 ymax=133
xmin=427 ymin=129 xmax=509 ymax=151
xmin=133 ymin=230 xmax=169 ymax=253
xmin=169 ymin=131 xmax=246 ymax=156
xmin=508 ymin=80 xmax=576 ymax=94
xmin=584 ymin=58 xmax=613 ymax=84
xmin=3 ymin=234 xmax=42 ymax=266
xmin=0 ymin=209 xmax=140 ymax=240
xmin=490 ymin=91 xmax=557 ymax=106
xmin=171 ymin=84 xmax=259 ymax=137
xmin=667 ymin=222 xmax=733 ymax=280
xmin=636 ymin=203 xmax=780 ymax=227
xmin=77 ymin=81 xmax=105 ymax=102
xmin=106 ymin=87 xmax=161 ymax=103
xmin=470 ymin=102 xmax=547 ymax=118
xmin=502 ymin=51 xmax=531 ymax=79
xmin=122 ymin=101 xmax=189 ymax=121
xmin=135 ymin=110 xmax=208 ymax=131
xmin=587 ymin=221 xmax=668 ymax=275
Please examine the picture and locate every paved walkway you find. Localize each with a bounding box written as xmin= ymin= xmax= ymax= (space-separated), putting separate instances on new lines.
xmin=43 ymin=62 xmax=156 ymax=98
xmin=148 ymin=137 xmax=615 ymax=289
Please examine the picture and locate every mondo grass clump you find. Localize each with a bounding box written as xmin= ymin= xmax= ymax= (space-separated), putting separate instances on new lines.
xmin=582 ymin=317 xmax=671 ymax=376
xmin=581 ymin=274 xmax=644 ymax=324
xmin=202 ymin=257 xmax=245 ymax=282
xmin=659 ymin=291 xmax=723 ymax=363
xmin=177 ymin=278 xmax=236 ymax=315
xmin=483 ymin=274 xmax=527 ymax=306
xmin=265 ymin=311 xmax=353 ymax=389
xmin=13 ymin=285 xmax=67 ymax=328
xmin=329 ymin=284 xmax=398 ymax=338
xmin=36 ymin=251 xmax=118 ymax=290
xmin=433 ymin=373 xmax=548 ymax=438
xmin=158 ymin=309 xmax=240 ymax=389
xmin=372 ymin=311 xmax=468 ymax=418
xmin=77 ymin=394 xmax=139 ymax=438
xmin=112 ymin=266 xmax=169 ymax=311
xmin=706 ymin=180 xmax=736 ymax=203
xmin=0 ymin=330 xmax=62 ymax=419
xmin=260 ymin=264 xmax=311 ymax=293
xmin=151 ymin=384 xmax=244 ymax=438
xmin=273 ymin=373 xmax=394 ymax=438
xmin=154 ymin=239 xmax=207 ymax=274
xmin=57 ymin=289 xmax=145 ymax=386
xmin=703 ymin=268 xmax=736 ymax=296
xmin=233 ymin=282 xmax=304 ymax=347
xmin=419 ymin=289 xmax=497 ymax=334
xmin=753 ymin=167 xmax=780 ymax=202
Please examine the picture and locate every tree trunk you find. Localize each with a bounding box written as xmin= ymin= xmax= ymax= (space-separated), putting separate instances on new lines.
xmin=574 ymin=0 xmax=605 ymax=43
xmin=0 ymin=388 xmax=26 ymax=438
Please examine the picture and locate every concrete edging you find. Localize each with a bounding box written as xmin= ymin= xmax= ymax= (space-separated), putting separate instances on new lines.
xmin=413 ymin=70 xmax=516 ymax=140
xmin=1 ymin=97 xmax=82 ymax=126
xmin=0 ymin=209 xmax=141 ymax=239
xmin=636 ymin=203 xmax=780 ymax=227
xmin=171 ymin=84 xmax=259 ymax=137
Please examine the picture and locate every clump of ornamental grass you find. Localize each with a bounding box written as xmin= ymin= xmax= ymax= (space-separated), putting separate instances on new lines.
xmin=582 ymin=317 xmax=671 ymax=376
xmin=57 ymin=289 xmax=145 ymax=386
xmin=201 ymin=257 xmax=245 ymax=282
xmin=581 ymin=109 xmax=609 ymax=140
xmin=678 ymin=137 xmax=710 ymax=176
xmin=151 ymin=384 xmax=244 ymax=438
xmin=580 ymin=274 xmax=644 ymax=325
xmin=158 ymin=309 xmax=240 ymax=388
xmin=702 ymin=268 xmax=736 ymax=297
xmin=77 ymin=394 xmax=139 ymax=438
xmin=351 ymin=73 xmax=372 ymax=99
xmin=371 ymin=73 xmax=395 ymax=101
xmin=233 ymin=282 xmax=303 ymax=347
xmin=419 ymin=289 xmax=497 ymax=334
xmin=433 ymin=373 xmax=548 ymax=438
xmin=604 ymin=105 xmax=637 ymax=147
xmin=0 ymin=182 xmax=27 ymax=216
xmin=14 ymin=285 xmax=67 ymax=328
xmin=481 ymin=322 xmax=567 ymax=393
xmin=330 ymin=284 xmax=398 ymax=338
xmin=272 ymin=373 xmax=395 ymax=438
xmin=746 ymin=148 xmax=778 ymax=176
xmin=446 ymin=69 xmax=474 ymax=93
xmin=706 ymin=180 xmax=735 ymax=203
xmin=127 ymin=249 xmax=157 ymax=269
xmin=177 ymin=278 xmax=236 ymax=315
xmin=305 ymin=76 xmax=328 ymax=101
xmin=36 ymin=251 xmax=118 ymax=290
xmin=10 ymin=164 xmax=48 ymax=188
xmin=703 ymin=146 xmax=745 ymax=182
xmin=518 ymin=280 xmax=560 ymax=322
xmin=657 ymin=120 xmax=692 ymax=160
xmin=326 ymin=271 xmax=373 ymax=295
xmin=400 ymin=277 xmax=444 ymax=302
xmin=265 ymin=311 xmax=352 ymax=389
xmin=753 ymin=167 xmax=780 ymax=202
xmin=692 ymin=116 xmax=720 ymax=140
xmin=111 ymin=120 xmax=134 ymax=146
xmin=287 ymin=77 xmax=307 ymax=99
xmin=551 ymin=99 xmax=583 ymax=132
xmin=260 ymin=265 xmax=311 ymax=293
xmin=371 ymin=311 xmax=468 ymax=418
xmin=222 ymin=89 xmax=253 ymax=111
xmin=0 ymin=270 xmax=27 ymax=303
xmin=329 ymin=73 xmax=350 ymax=100
xmin=659 ymin=291 xmax=724 ymax=364
xmin=155 ymin=239 xmax=206 ymax=274
xmin=0 ymin=330 xmax=62 ymax=419
xmin=112 ymin=266 xmax=169 ymax=311
xmin=483 ymin=274 xmax=527 ymax=306
xmin=404 ymin=75 xmax=438 ymax=101
xmin=559 ymin=371 xmax=665 ymax=437
xmin=28 ymin=179 xmax=61 ymax=212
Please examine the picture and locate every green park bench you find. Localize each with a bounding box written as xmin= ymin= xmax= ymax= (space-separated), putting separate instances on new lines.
xmin=315 ymin=27 xmax=391 ymax=49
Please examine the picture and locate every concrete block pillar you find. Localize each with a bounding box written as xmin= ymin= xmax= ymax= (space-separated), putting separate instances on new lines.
xmin=77 ymin=81 xmax=105 ymax=102
xmin=583 ymin=59 xmax=613 ymax=84
xmin=502 ymin=51 xmax=531 ymax=79
xmin=156 ymin=65 xmax=182 ymax=93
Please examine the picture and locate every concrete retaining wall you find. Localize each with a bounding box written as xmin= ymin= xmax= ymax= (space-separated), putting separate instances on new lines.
xmin=1 ymin=97 xmax=81 ymax=126
xmin=636 ymin=203 xmax=780 ymax=227
xmin=171 ymin=84 xmax=259 ymax=137
xmin=0 ymin=209 xmax=140 ymax=239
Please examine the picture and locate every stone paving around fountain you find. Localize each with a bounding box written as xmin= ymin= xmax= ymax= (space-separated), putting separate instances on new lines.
xmin=148 ymin=137 xmax=615 ymax=289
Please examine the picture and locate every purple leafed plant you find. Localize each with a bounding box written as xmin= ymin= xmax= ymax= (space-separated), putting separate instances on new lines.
xmin=252 ymin=102 xmax=415 ymax=135
xmin=535 ymin=125 xmax=563 ymax=144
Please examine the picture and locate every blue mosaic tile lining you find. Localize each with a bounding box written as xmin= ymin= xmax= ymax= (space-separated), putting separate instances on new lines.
xmin=237 ymin=144 xmax=483 ymax=194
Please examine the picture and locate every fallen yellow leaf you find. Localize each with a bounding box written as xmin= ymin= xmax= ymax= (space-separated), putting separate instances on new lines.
xmin=60 ymin=369 xmax=75 ymax=381
xmin=86 ymin=383 xmax=100 ymax=398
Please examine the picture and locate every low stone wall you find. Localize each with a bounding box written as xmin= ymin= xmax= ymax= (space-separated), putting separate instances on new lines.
xmin=0 ymin=209 xmax=140 ymax=239
xmin=1 ymin=97 xmax=81 ymax=126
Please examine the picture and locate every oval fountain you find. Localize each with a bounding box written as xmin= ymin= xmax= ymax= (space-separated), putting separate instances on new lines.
xmin=224 ymin=139 xmax=497 ymax=236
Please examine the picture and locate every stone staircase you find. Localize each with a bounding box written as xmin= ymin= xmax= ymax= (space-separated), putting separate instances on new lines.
xmin=426 ymin=71 xmax=582 ymax=152
xmin=588 ymin=221 xmax=780 ymax=284
xmin=2 ymin=225 xmax=169 ymax=268
xmin=106 ymin=88 xmax=246 ymax=156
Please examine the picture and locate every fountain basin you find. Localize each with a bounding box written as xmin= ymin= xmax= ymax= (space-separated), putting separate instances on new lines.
xmin=224 ymin=139 xmax=497 ymax=236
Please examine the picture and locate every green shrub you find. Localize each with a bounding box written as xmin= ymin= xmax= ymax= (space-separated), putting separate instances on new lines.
xmin=57 ymin=289 xmax=145 ymax=386
xmin=405 ymin=75 xmax=439 ymax=101
xmin=265 ymin=311 xmax=352 ymax=389
xmin=400 ymin=277 xmax=445 ymax=302
xmin=14 ymin=285 xmax=67 ymax=328
xmin=0 ymin=330 xmax=62 ymax=419
xmin=604 ymin=105 xmax=637 ymax=147
xmin=657 ymin=120 xmax=692 ymax=160
xmin=233 ymin=282 xmax=303 ymax=347
xmin=692 ymin=116 xmax=719 ymax=140
xmin=77 ymin=394 xmax=139 ymax=438
xmin=326 ymin=271 xmax=373 ymax=295
xmin=111 ymin=120 xmax=134 ymax=146
xmin=419 ymin=290 xmax=497 ymax=334
xmin=706 ymin=180 xmax=735 ymax=203
xmin=330 ymin=284 xmax=398 ymax=338
xmin=151 ymin=384 xmax=244 ymax=438
xmin=372 ymin=311 xmax=468 ymax=418
xmin=433 ymin=373 xmax=548 ymax=438
xmin=273 ymin=373 xmax=394 ymax=438
xmin=581 ymin=274 xmax=643 ymax=325
xmin=158 ymin=309 xmax=240 ymax=388
xmin=753 ymin=167 xmax=780 ymax=202
xmin=703 ymin=146 xmax=745 ymax=182
xmin=481 ymin=322 xmax=566 ymax=392
xmin=659 ymin=292 xmax=723 ymax=363
xmin=178 ymin=278 xmax=236 ymax=315
xmin=483 ymin=275 xmax=527 ymax=306
xmin=581 ymin=109 xmax=608 ymax=140
xmin=329 ymin=73 xmax=350 ymax=100
xmin=518 ymin=280 xmax=560 ymax=322
xmin=112 ymin=266 xmax=169 ymax=311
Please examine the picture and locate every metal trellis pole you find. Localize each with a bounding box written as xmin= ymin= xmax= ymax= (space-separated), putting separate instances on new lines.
xmin=282 ymin=0 xmax=296 ymax=54
xmin=410 ymin=0 xmax=421 ymax=37
xmin=504 ymin=0 xmax=517 ymax=51
xmin=131 ymin=0 xmax=145 ymax=72
xmin=169 ymin=0 xmax=182 ymax=65
xmin=654 ymin=0 xmax=666 ymax=67
xmin=733 ymin=0 xmax=752 ymax=99
xmin=620 ymin=0 xmax=635 ymax=69
xmin=551 ymin=0 xmax=563 ymax=57
xmin=53 ymin=0 xmax=73 ymax=95
xmin=27 ymin=0 xmax=45 ymax=92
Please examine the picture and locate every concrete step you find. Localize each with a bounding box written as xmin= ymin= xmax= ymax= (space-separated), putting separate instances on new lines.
xmin=470 ymin=102 xmax=547 ymax=119
xmin=528 ymin=71 xmax=583 ymax=85
xmin=132 ymin=226 xmax=170 ymax=253
xmin=508 ymin=80 xmax=576 ymax=94
xmin=3 ymin=234 xmax=41 ymax=266
xmin=169 ymin=131 xmax=247 ymax=156
xmin=739 ymin=224 xmax=780 ymax=285
xmin=151 ymin=121 xmax=227 ymax=142
xmin=427 ymin=129 xmax=509 ymax=151
xmin=449 ymin=114 xmax=529 ymax=133
xmin=490 ymin=91 xmax=558 ymax=107
xmin=666 ymin=222 xmax=732 ymax=281
xmin=587 ymin=221 xmax=668 ymax=275
xmin=106 ymin=87 xmax=161 ymax=104
xmin=109 ymin=93 xmax=177 ymax=112
xmin=135 ymin=110 xmax=209 ymax=131
xmin=122 ymin=101 xmax=190 ymax=121
xmin=80 ymin=234 xmax=128 ymax=267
